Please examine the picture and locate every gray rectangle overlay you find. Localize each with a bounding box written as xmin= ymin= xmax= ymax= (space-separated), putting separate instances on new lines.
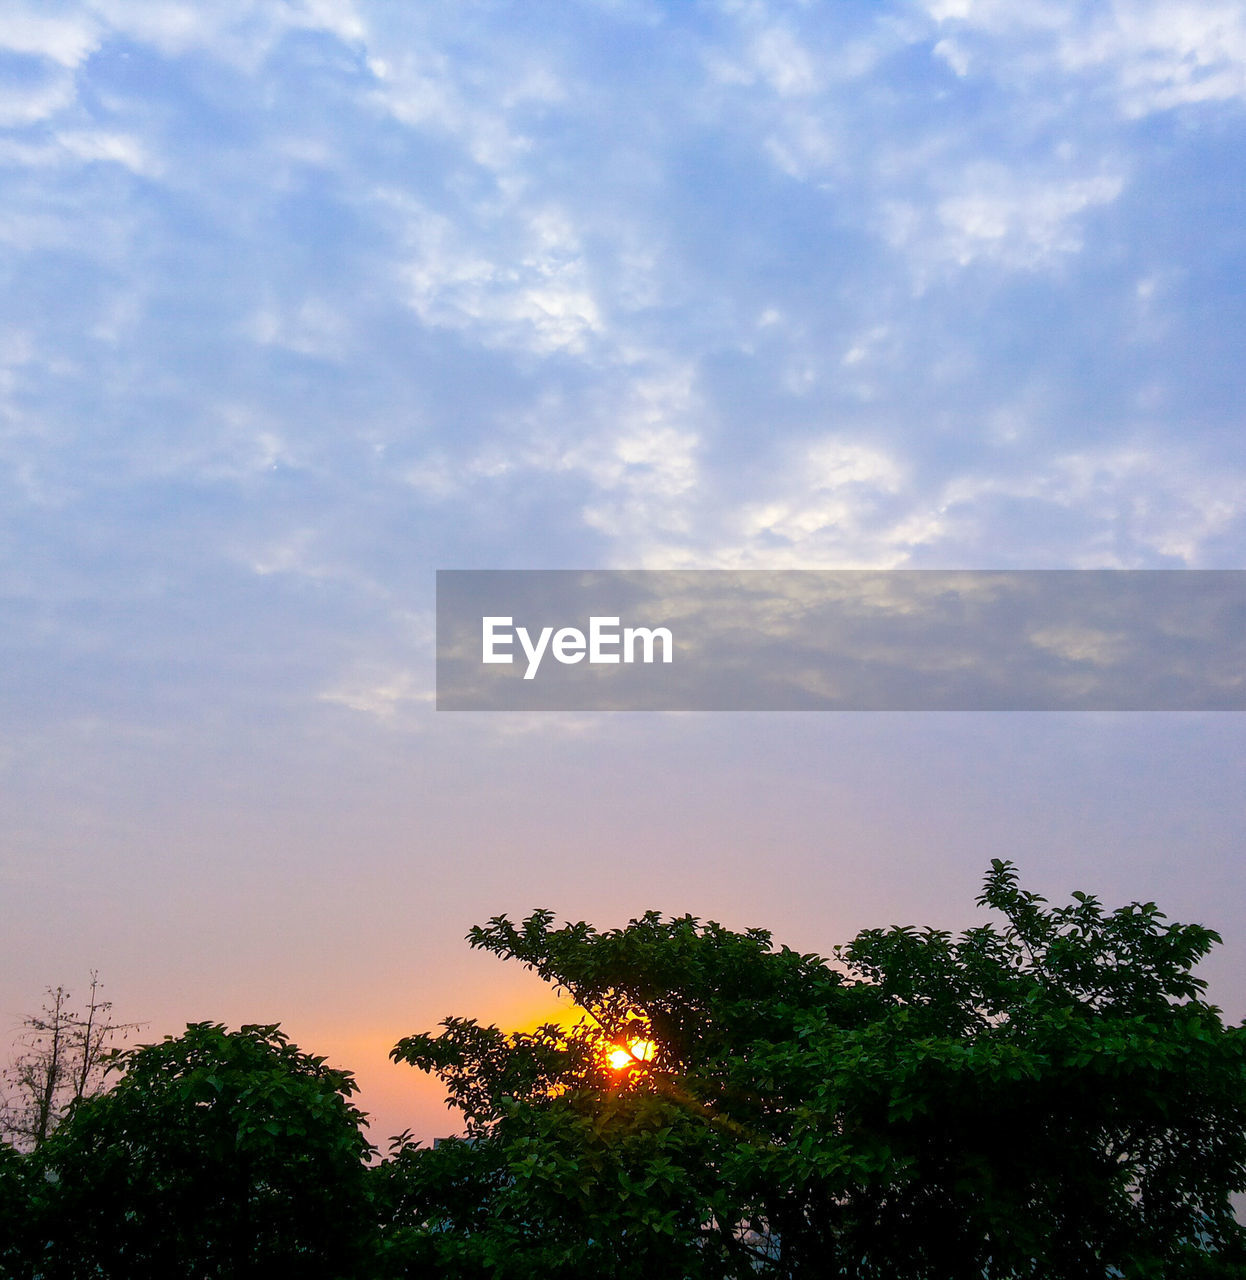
xmin=436 ymin=570 xmax=1246 ymax=711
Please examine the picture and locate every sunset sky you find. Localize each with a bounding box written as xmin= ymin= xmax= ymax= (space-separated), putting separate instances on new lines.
xmin=3 ymin=0 xmax=1246 ymax=1143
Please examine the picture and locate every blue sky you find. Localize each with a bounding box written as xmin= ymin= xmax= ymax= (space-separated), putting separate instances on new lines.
xmin=3 ymin=0 xmax=1246 ymax=1140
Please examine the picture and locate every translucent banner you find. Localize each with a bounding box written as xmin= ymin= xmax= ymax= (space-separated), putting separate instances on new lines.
xmin=436 ymin=570 xmax=1246 ymax=711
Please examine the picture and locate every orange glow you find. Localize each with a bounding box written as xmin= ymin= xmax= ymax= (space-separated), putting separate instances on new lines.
xmin=607 ymin=1038 xmax=657 ymax=1070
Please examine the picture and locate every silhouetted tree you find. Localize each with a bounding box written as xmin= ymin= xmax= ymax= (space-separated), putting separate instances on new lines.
xmin=32 ymin=1022 xmax=376 ymax=1280
xmin=386 ymin=862 xmax=1246 ymax=1278
xmin=1 ymin=973 xmax=138 ymax=1151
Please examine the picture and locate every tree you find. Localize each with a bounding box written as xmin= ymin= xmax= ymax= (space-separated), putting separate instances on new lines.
xmin=0 ymin=1138 xmax=32 ymax=1279
xmin=31 ymin=1022 xmax=376 ymax=1280
xmin=1 ymin=973 xmax=138 ymax=1151
xmin=387 ymin=862 xmax=1246 ymax=1278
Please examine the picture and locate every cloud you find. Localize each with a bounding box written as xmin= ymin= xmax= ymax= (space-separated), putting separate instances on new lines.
xmin=921 ymin=0 xmax=1246 ymax=117
xmin=319 ymin=667 xmax=430 ymax=720
xmin=729 ymin=438 xmax=910 ymax=569
xmin=392 ymin=198 xmax=605 ymax=357
xmin=0 ymin=0 xmax=1244 ymax=736
xmin=0 ymin=59 xmax=78 ymax=127
xmin=0 ymin=9 xmax=101 ymax=67
xmin=931 ymin=447 xmax=1246 ymax=566
xmin=881 ymin=165 xmax=1125 ymax=278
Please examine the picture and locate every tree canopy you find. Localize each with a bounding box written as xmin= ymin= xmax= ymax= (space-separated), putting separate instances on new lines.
xmin=29 ymin=1022 xmax=376 ymax=1280
xmin=388 ymin=861 xmax=1246 ymax=1279
xmin=1 ymin=864 xmax=1242 ymax=1279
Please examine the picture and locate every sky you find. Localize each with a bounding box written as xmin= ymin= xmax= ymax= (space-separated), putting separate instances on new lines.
xmin=2 ymin=0 xmax=1246 ymax=1144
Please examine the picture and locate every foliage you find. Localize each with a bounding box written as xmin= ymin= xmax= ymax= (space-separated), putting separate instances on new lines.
xmin=30 ymin=1022 xmax=376 ymax=1280
xmin=370 ymin=1103 xmax=737 ymax=1279
xmin=388 ymin=861 xmax=1246 ymax=1279
xmin=0 ymin=1140 xmax=32 ymax=1279
xmin=1 ymin=973 xmax=138 ymax=1151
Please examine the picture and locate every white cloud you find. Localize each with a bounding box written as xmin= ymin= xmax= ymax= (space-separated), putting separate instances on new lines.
xmin=730 ymin=437 xmax=910 ymax=567
xmin=702 ymin=7 xmax=904 ymax=183
xmin=319 ymin=667 xmax=430 ymax=720
xmin=391 ymin=197 xmax=604 ymax=357
xmin=0 ymin=0 xmax=370 ymax=77
xmin=85 ymin=0 xmax=368 ymax=69
xmin=0 ymin=128 xmax=156 ymax=178
xmin=59 ymin=128 xmax=158 ymax=175
xmin=246 ymin=529 xmax=325 ymax=578
xmin=937 ymin=447 xmax=1246 ymax=565
xmin=672 ymin=438 xmax=1246 ymax=571
xmin=1028 ymin=624 xmax=1130 ymax=667
xmin=0 ymin=67 xmax=77 ymax=126
xmin=245 ymin=297 xmax=349 ymax=361
xmin=932 ymin=36 xmax=971 ymax=76
xmin=363 ymin=16 xmax=564 ymax=174
xmin=2 ymin=0 xmax=1243 ymax=589
xmin=921 ymin=0 xmax=1246 ymax=117
xmin=0 ymin=9 xmax=101 ymax=67
xmin=885 ymin=165 xmax=1125 ymax=274
xmin=1068 ymin=2 xmax=1246 ymax=115
xmin=569 ymin=365 xmax=703 ymax=560
xmin=750 ymin=25 xmax=822 ymax=97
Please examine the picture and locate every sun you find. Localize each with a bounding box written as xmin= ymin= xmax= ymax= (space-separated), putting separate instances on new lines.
xmin=607 ymin=1038 xmax=657 ymax=1071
